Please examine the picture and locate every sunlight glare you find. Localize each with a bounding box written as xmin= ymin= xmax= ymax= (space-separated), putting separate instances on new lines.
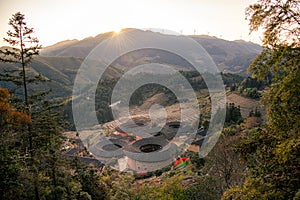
xmin=113 ymin=28 xmax=122 ymax=34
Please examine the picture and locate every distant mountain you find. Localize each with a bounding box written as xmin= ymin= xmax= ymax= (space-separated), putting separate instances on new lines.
xmin=0 ymin=55 xmax=122 ymax=98
xmin=1 ymin=29 xmax=261 ymax=98
xmin=190 ymin=36 xmax=262 ymax=74
xmin=41 ymin=29 xmax=262 ymax=74
xmin=41 ymin=32 xmax=115 ymax=58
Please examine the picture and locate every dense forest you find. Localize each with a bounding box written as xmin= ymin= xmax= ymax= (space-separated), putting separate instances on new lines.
xmin=0 ymin=0 xmax=299 ymax=199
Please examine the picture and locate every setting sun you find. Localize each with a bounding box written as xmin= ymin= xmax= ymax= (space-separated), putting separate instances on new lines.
xmin=113 ymin=28 xmax=122 ymax=34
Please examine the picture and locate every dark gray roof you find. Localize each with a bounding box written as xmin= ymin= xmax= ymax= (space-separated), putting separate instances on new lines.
xmin=196 ymin=129 xmax=207 ymax=137
xmin=159 ymin=121 xmax=191 ymax=140
xmin=131 ymin=137 xmax=169 ymax=149
xmin=124 ymin=143 xmax=178 ymax=162
xmin=191 ymin=138 xmax=204 ymax=146
xmin=115 ymin=121 xmax=146 ymax=133
xmin=74 ymin=138 xmax=84 ymax=147
xmin=102 ymin=138 xmax=128 ymax=151
xmin=110 ymin=133 xmax=124 ymax=139
xmin=64 ymin=148 xmax=80 ymax=156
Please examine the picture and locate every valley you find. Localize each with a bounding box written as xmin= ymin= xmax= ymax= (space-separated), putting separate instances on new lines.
xmin=1 ymin=3 xmax=298 ymax=197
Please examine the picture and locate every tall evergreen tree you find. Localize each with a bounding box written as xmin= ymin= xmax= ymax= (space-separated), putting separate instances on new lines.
xmin=0 ymin=12 xmax=44 ymax=200
xmin=0 ymin=12 xmax=42 ymax=111
xmin=0 ymin=12 xmax=46 ymax=154
xmin=1 ymin=13 xmax=107 ymax=200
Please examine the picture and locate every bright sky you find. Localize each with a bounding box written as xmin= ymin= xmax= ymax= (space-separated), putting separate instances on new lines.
xmin=0 ymin=0 xmax=262 ymax=47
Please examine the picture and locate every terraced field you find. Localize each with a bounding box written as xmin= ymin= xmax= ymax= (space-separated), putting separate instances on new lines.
xmin=227 ymin=92 xmax=265 ymax=118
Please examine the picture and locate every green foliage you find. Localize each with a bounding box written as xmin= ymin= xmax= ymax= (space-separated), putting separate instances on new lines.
xmin=226 ymin=129 xmax=300 ymax=199
xmin=239 ymin=77 xmax=266 ymax=90
xmin=0 ymin=147 xmax=22 ymax=199
xmin=75 ymin=167 xmax=106 ymax=200
xmin=187 ymin=152 xmax=205 ymax=169
xmin=225 ymin=103 xmax=243 ymax=125
xmin=0 ymin=86 xmax=108 ymax=200
xmin=246 ymin=0 xmax=300 ymax=48
xmin=133 ymin=175 xmax=186 ymax=200
xmin=224 ymin=0 xmax=300 ymax=199
xmin=249 ymin=107 xmax=261 ymax=117
xmin=0 ymin=88 xmax=30 ymax=199
xmin=237 ymin=77 xmax=266 ymax=98
xmin=221 ymin=72 xmax=244 ymax=91
xmin=251 ymin=46 xmax=300 ymax=134
xmin=183 ymin=176 xmax=221 ymax=200
xmin=202 ymin=120 xmax=210 ymax=130
xmin=222 ymin=126 xmax=238 ymax=136
xmin=100 ymin=169 xmax=135 ymax=200
xmin=0 ymin=13 xmax=107 ymax=200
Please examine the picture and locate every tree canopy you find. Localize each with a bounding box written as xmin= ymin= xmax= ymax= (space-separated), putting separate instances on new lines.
xmin=246 ymin=0 xmax=300 ymax=48
xmin=224 ymin=0 xmax=300 ymax=199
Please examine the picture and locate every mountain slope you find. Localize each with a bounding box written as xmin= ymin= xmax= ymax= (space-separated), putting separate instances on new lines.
xmin=0 ymin=56 xmax=122 ymax=98
xmin=41 ymin=32 xmax=115 ymax=58
xmin=190 ymin=36 xmax=261 ymax=73
xmin=41 ymin=29 xmax=262 ymax=74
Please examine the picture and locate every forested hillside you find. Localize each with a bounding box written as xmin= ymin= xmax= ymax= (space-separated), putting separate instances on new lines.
xmin=0 ymin=0 xmax=299 ymax=199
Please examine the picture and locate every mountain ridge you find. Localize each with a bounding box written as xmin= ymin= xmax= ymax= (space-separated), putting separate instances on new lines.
xmin=1 ymin=29 xmax=262 ymax=98
xmin=41 ymin=29 xmax=262 ymax=74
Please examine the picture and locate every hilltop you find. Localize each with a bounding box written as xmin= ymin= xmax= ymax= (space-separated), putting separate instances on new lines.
xmin=0 ymin=29 xmax=261 ymax=99
xmin=41 ymin=29 xmax=262 ymax=75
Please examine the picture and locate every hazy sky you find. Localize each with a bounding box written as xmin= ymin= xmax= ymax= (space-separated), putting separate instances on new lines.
xmin=0 ymin=0 xmax=262 ymax=47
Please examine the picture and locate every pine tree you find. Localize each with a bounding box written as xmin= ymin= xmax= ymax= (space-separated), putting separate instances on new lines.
xmin=0 ymin=12 xmax=47 ymax=154
xmin=0 ymin=12 xmax=42 ymax=111
xmin=0 ymin=13 xmax=107 ymax=200
xmin=0 ymin=12 xmax=44 ymax=200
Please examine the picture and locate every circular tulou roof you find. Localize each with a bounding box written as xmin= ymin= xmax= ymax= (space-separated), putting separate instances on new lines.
xmin=124 ymin=137 xmax=178 ymax=162
xmin=89 ymin=138 xmax=126 ymax=158
xmin=132 ymin=137 xmax=169 ymax=148
xmin=115 ymin=121 xmax=146 ymax=133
